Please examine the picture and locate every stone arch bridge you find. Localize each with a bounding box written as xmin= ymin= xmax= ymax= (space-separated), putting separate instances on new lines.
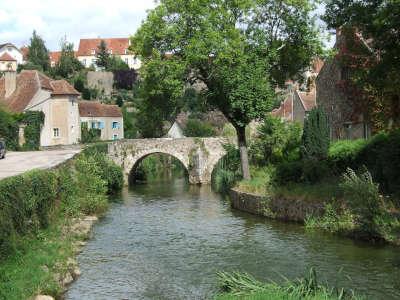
xmin=108 ymin=138 xmax=228 ymax=184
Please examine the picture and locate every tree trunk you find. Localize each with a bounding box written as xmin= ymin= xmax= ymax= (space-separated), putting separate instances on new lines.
xmin=236 ymin=125 xmax=251 ymax=180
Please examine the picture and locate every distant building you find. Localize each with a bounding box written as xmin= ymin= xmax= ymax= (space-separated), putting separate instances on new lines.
xmin=316 ymin=29 xmax=372 ymax=140
xmin=79 ymin=101 xmax=124 ymax=141
xmin=0 ymin=43 xmax=24 ymax=66
xmin=0 ymin=53 xmax=17 ymax=72
xmin=49 ymin=51 xmax=62 ymax=67
xmin=76 ymin=38 xmax=141 ymax=70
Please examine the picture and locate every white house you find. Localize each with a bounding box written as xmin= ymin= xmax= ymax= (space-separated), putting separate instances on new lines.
xmin=0 ymin=43 xmax=24 ymax=66
xmin=76 ymin=38 xmax=141 ymax=70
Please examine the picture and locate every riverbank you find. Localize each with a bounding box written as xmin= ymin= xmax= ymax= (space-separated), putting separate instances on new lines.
xmin=0 ymin=145 xmax=124 ymax=300
xmin=230 ymin=170 xmax=400 ymax=246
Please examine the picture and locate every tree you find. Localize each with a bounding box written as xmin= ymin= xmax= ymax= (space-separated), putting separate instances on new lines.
xmin=26 ymin=30 xmax=50 ymax=72
xmin=132 ymin=0 xmax=322 ymax=179
xmin=301 ymin=107 xmax=330 ymax=160
xmin=324 ymin=0 xmax=400 ymax=130
xmin=95 ymin=40 xmax=110 ymax=69
xmin=54 ymin=39 xmax=83 ymax=79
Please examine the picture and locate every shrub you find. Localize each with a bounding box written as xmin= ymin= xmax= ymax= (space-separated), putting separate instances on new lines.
xmin=0 ymin=170 xmax=58 ymax=257
xmin=184 ymin=118 xmax=216 ymax=137
xmin=328 ymin=139 xmax=367 ymax=173
xmin=0 ymin=108 xmax=18 ymax=150
xmin=341 ymin=168 xmax=383 ymax=235
xmin=81 ymin=122 xmax=101 ymax=143
xmin=301 ymin=107 xmax=330 ymax=160
xmin=212 ymin=144 xmax=242 ymax=193
xmin=302 ymin=159 xmax=330 ymax=183
xmin=274 ymin=161 xmax=304 ymax=185
xmin=249 ymin=115 xmax=302 ymax=166
xmin=19 ymin=111 xmax=45 ymax=150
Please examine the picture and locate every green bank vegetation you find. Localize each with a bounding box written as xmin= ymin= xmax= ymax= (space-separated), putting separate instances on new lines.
xmin=215 ymin=269 xmax=362 ymax=300
xmin=0 ymin=145 xmax=123 ymax=299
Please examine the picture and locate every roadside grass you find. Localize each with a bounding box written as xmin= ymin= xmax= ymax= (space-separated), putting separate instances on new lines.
xmin=214 ymin=269 xmax=362 ymax=300
xmin=0 ymin=221 xmax=75 ymax=300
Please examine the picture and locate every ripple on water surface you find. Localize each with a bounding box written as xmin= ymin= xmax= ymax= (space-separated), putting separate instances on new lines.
xmin=66 ymin=178 xmax=400 ymax=300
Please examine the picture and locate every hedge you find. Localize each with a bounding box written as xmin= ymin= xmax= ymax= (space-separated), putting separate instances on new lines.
xmin=0 ymin=147 xmax=123 ymax=259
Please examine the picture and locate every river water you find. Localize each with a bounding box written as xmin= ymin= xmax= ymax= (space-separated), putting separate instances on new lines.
xmin=67 ymin=178 xmax=400 ymax=300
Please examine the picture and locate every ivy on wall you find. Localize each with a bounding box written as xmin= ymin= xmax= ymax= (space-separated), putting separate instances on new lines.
xmin=20 ymin=111 xmax=45 ymax=150
xmin=0 ymin=109 xmax=19 ymax=150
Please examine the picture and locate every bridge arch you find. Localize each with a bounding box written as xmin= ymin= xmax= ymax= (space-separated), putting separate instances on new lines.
xmin=108 ymin=138 xmax=228 ymax=185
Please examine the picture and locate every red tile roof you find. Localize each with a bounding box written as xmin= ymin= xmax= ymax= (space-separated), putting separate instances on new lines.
xmin=78 ymin=100 xmax=122 ymax=117
xmin=296 ymin=90 xmax=316 ymax=111
xmin=77 ymin=38 xmax=131 ymax=56
xmin=0 ymin=70 xmax=80 ymax=113
xmin=20 ymin=46 xmax=29 ymax=61
xmin=49 ymin=51 xmax=62 ymax=64
xmin=271 ymin=95 xmax=293 ymax=121
xmin=0 ymin=53 xmax=16 ymax=61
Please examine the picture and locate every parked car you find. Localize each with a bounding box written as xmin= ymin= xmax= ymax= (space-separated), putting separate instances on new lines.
xmin=0 ymin=139 xmax=5 ymax=159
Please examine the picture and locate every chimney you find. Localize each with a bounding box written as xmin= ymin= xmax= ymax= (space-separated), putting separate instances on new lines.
xmin=5 ymin=68 xmax=17 ymax=98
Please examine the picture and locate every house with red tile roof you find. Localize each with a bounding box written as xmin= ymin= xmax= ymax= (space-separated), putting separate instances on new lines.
xmin=49 ymin=51 xmax=63 ymax=67
xmin=0 ymin=53 xmax=17 ymax=72
xmin=0 ymin=68 xmax=81 ymax=146
xmin=76 ymin=38 xmax=140 ymax=70
xmin=0 ymin=43 xmax=24 ymax=66
xmin=79 ymin=100 xmax=124 ymax=140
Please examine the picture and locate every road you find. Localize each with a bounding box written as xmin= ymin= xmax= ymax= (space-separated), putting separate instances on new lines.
xmin=0 ymin=149 xmax=81 ymax=180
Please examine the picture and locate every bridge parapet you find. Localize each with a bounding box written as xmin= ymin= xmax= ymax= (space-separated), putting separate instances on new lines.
xmin=108 ymin=137 xmax=228 ymax=185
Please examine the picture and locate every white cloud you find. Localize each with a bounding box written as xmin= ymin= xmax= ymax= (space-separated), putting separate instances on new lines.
xmin=0 ymin=0 xmax=156 ymax=49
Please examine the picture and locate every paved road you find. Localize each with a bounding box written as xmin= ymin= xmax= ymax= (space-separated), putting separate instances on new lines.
xmin=0 ymin=149 xmax=81 ymax=180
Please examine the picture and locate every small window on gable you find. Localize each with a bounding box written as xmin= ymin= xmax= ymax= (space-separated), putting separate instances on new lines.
xmin=91 ymin=49 xmax=95 ymax=55
xmin=53 ymin=128 xmax=60 ymax=138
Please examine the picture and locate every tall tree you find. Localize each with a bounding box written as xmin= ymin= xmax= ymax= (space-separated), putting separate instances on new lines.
xmin=95 ymin=40 xmax=110 ymax=69
xmin=54 ymin=39 xmax=83 ymax=79
xmin=26 ymin=30 xmax=50 ymax=72
xmin=132 ymin=0 xmax=321 ymax=179
xmin=324 ymin=0 xmax=400 ymax=130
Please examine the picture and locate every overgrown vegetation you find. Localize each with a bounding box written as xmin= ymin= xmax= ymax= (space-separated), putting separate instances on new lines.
xmin=215 ymin=268 xmax=362 ymax=300
xmin=184 ymin=118 xmax=216 ymax=137
xmin=0 ymin=146 xmax=123 ymax=299
xmin=80 ymin=122 xmax=101 ymax=143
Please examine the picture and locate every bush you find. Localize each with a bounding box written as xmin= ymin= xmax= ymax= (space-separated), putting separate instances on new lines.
xmin=18 ymin=111 xmax=44 ymax=150
xmin=0 ymin=108 xmax=18 ymax=150
xmin=184 ymin=118 xmax=216 ymax=137
xmin=249 ymin=115 xmax=302 ymax=166
xmin=0 ymin=170 xmax=58 ymax=256
xmin=341 ymin=168 xmax=383 ymax=235
xmin=302 ymin=159 xmax=331 ymax=183
xmin=328 ymin=139 xmax=367 ymax=173
xmin=301 ymin=107 xmax=330 ymax=160
xmin=212 ymin=144 xmax=242 ymax=193
xmin=274 ymin=161 xmax=304 ymax=185
xmin=81 ymin=122 xmax=101 ymax=143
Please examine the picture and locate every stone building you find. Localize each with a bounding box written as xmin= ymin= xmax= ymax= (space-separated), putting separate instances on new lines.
xmin=0 ymin=68 xmax=81 ymax=146
xmin=316 ymin=29 xmax=372 ymax=140
xmin=79 ymin=101 xmax=124 ymax=141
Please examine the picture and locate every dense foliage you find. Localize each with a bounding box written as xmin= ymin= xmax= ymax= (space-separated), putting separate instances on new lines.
xmin=0 ymin=147 xmax=123 ymax=259
xmin=250 ymin=115 xmax=302 ymax=165
xmin=0 ymin=108 xmax=18 ymax=150
xmin=80 ymin=122 xmax=101 ymax=143
xmin=301 ymin=107 xmax=330 ymax=160
xmin=132 ymin=0 xmax=322 ymax=179
xmin=183 ymin=119 xmax=216 ymax=137
xmin=52 ymin=40 xmax=83 ymax=79
xmin=212 ymin=144 xmax=242 ymax=193
xmin=23 ymin=31 xmax=50 ymax=72
xmin=19 ymin=111 xmax=45 ymax=150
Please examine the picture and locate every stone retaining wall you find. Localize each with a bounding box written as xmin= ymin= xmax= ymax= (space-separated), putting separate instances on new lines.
xmin=229 ymin=188 xmax=325 ymax=222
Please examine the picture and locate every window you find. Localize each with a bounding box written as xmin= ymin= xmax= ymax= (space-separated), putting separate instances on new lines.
xmin=113 ymin=134 xmax=119 ymax=140
xmin=98 ymin=121 xmax=105 ymax=129
xmin=124 ymin=49 xmax=128 ymax=54
xmin=109 ymin=49 xmax=113 ymax=54
xmin=125 ymin=58 xmax=129 ymax=64
xmin=91 ymin=122 xmax=97 ymax=129
xmin=91 ymin=49 xmax=95 ymax=55
xmin=112 ymin=121 xmax=120 ymax=129
xmin=82 ymin=59 xmax=86 ymax=66
xmin=53 ymin=128 xmax=60 ymax=138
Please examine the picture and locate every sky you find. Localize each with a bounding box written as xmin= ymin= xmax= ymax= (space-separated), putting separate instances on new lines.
xmin=0 ymin=0 xmax=333 ymax=51
xmin=0 ymin=0 xmax=157 ymax=50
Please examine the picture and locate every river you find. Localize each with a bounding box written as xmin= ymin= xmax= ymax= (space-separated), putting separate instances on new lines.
xmin=66 ymin=177 xmax=400 ymax=300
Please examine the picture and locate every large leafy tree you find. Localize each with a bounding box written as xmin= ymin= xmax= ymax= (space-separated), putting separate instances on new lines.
xmin=132 ymin=0 xmax=321 ymax=179
xmin=26 ymin=30 xmax=50 ymax=72
xmin=53 ymin=39 xmax=83 ymax=79
xmin=324 ymin=0 xmax=400 ymax=130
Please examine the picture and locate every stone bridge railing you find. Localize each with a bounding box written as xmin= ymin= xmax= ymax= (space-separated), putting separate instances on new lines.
xmin=107 ymin=137 xmax=228 ymax=184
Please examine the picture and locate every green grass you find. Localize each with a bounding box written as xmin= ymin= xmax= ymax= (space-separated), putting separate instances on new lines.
xmin=235 ymin=167 xmax=273 ymax=195
xmin=214 ymin=269 xmax=362 ymax=300
xmin=0 ymin=220 xmax=76 ymax=299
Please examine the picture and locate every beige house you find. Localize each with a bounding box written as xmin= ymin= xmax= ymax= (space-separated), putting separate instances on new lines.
xmin=76 ymin=38 xmax=141 ymax=70
xmin=0 ymin=53 xmax=17 ymax=72
xmin=0 ymin=63 xmax=81 ymax=147
xmin=79 ymin=101 xmax=124 ymax=141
